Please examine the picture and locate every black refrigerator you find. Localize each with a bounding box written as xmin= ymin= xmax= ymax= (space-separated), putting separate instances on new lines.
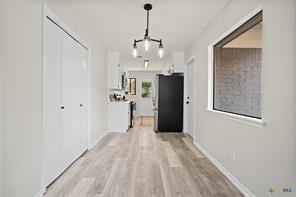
xmin=153 ymin=74 xmax=184 ymax=132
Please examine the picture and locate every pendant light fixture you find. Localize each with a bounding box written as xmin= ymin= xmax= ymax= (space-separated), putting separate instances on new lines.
xmin=132 ymin=3 xmax=164 ymax=58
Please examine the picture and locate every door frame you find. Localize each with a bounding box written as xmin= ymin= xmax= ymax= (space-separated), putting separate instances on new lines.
xmin=185 ymin=56 xmax=197 ymax=140
xmin=42 ymin=6 xmax=92 ymax=191
xmin=138 ymin=78 xmax=154 ymax=117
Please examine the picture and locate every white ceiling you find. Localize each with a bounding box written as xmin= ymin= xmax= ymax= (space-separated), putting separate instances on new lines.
xmin=51 ymin=0 xmax=231 ymax=71
xmin=224 ymin=22 xmax=262 ymax=48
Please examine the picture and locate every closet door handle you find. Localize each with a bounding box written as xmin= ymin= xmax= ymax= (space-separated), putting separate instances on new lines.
xmin=61 ymin=106 xmax=65 ymax=109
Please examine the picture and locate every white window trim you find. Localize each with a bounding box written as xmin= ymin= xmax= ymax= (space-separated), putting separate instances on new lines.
xmin=207 ymin=5 xmax=265 ymax=128
xmin=206 ymin=109 xmax=265 ymax=128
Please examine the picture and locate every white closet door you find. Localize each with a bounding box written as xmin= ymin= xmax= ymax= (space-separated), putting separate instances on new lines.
xmin=44 ymin=18 xmax=89 ymax=187
xmin=79 ymin=47 xmax=88 ymax=153
xmin=43 ymin=19 xmax=62 ymax=186
xmin=60 ymin=32 xmax=84 ymax=170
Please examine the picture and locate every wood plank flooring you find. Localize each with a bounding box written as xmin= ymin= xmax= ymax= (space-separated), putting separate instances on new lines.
xmin=44 ymin=119 xmax=243 ymax=197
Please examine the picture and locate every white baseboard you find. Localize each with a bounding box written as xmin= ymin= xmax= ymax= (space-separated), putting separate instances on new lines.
xmin=88 ymin=132 xmax=107 ymax=150
xmin=106 ymin=129 xmax=127 ymax=133
xmin=183 ymin=131 xmax=193 ymax=138
xmin=193 ymin=141 xmax=255 ymax=197
xmin=33 ymin=187 xmax=46 ymax=197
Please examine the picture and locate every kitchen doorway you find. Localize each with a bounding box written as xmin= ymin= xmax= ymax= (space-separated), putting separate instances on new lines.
xmin=138 ymin=79 xmax=154 ymax=117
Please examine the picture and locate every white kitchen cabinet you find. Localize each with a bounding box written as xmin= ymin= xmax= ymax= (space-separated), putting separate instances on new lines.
xmin=107 ymin=101 xmax=130 ymax=132
xmin=118 ymin=63 xmax=123 ymax=89
xmin=107 ymin=51 xmax=124 ymax=89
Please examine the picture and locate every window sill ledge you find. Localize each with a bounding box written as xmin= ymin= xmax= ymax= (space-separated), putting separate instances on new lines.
xmin=206 ymin=109 xmax=265 ymax=128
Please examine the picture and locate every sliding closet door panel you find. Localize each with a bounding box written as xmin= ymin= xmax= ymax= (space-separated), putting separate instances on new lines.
xmin=79 ymin=47 xmax=88 ymax=153
xmin=61 ymin=33 xmax=83 ymax=169
xmin=43 ymin=19 xmax=62 ymax=186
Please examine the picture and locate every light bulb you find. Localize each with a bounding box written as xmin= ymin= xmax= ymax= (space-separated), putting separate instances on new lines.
xmin=158 ymin=48 xmax=164 ymax=58
xmin=144 ymin=39 xmax=150 ymax=51
xmin=132 ymin=48 xmax=138 ymax=58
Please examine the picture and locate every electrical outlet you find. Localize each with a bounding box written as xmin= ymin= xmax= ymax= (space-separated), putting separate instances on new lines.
xmin=231 ymin=149 xmax=236 ymax=160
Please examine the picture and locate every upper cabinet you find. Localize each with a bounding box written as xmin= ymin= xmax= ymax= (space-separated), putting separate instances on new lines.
xmin=107 ymin=51 xmax=124 ymax=89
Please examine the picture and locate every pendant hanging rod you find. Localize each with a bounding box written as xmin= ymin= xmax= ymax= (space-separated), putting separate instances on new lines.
xmin=146 ymin=9 xmax=149 ymax=36
xmin=144 ymin=3 xmax=152 ymax=37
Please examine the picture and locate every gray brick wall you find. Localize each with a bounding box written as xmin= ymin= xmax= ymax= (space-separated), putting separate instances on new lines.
xmin=214 ymin=48 xmax=262 ymax=118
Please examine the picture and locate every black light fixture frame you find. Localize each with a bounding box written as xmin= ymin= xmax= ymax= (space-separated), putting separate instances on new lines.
xmin=133 ymin=4 xmax=163 ymax=50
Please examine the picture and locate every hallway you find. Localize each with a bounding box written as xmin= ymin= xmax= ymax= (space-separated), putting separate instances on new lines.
xmin=44 ymin=120 xmax=242 ymax=197
xmin=1 ymin=1 xmax=296 ymax=196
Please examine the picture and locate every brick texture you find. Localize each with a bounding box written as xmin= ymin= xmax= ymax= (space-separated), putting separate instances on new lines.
xmin=214 ymin=48 xmax=262 ymax=118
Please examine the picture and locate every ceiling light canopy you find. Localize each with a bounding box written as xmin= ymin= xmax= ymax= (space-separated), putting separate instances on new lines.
xmin=132 ymin=4 xmax=164 ymax=58
xmin=144 ymin=60 xmax=149 ymax=68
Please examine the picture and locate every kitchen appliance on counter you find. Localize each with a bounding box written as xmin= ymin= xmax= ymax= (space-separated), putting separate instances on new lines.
xmin=109 ymin=93 xmax=128 ymax=102
xmin=153 ymin=74 xmax=184 ymax=132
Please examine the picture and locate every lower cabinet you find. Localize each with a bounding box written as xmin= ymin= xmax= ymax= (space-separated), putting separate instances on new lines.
xmin=107 ymin=101 xmax=130 ymax=132
xmin=43 ymin=17 xmax=88 ymax=187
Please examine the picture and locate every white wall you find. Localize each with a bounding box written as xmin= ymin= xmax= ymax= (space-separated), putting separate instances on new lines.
xmin=0 ymin=24 xmax=3 ymax=197
xmin=45 ymin=1 xmax=108 ymax=148
xmin=0 ymin=1 xmax=43 ymax=196
xmin=186 ymin=0 xmax=296 ymax=195
xmin=128 ymin=71 xmax=160 ymax=116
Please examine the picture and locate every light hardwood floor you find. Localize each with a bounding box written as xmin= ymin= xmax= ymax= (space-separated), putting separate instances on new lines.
xmin=44 ymin=118 xmax=243 ymax=197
